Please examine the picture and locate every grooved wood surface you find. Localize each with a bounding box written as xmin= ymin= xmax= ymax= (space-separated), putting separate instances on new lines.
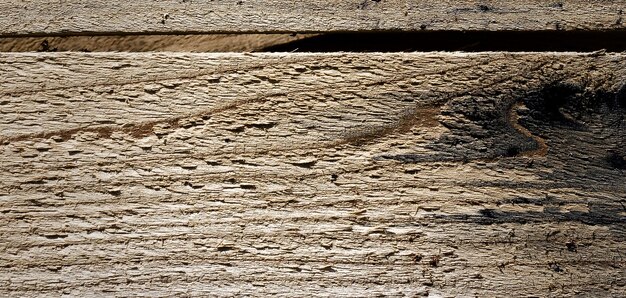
xmin=0 ymin=0 xmax=625 ymax=36
xmin=1 ymin=53 xmax=625 ymax=297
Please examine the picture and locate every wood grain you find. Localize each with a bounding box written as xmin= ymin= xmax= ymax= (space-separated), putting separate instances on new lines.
xmin=0 ymin=0 xmax=624 ymax=36
xmin=1 ymin=52 xmax=625 ymax=297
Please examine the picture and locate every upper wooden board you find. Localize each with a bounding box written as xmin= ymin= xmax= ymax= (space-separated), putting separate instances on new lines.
xmin=1 ymin=52 xmax=625 ymax=296
xmin=1 ymin=0 xmax=625 ymax=36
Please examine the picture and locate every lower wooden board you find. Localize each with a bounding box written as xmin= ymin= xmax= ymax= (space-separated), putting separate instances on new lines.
xmin=0 ymin=52 xmax=625 ymax=296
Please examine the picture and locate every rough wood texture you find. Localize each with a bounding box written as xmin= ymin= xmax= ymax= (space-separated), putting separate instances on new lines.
xmin=1 ymin=52 xmax=625 ymax=297
xmin=1 ymin=0 xmax=625 ymax=36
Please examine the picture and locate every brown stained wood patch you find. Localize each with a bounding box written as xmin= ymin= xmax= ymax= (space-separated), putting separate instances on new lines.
xmin=0 ymin=53 xmax=625 ymax=297
xmin=508 ymin=101 xmax=548 ymax=157
xmin=337 ymin=106 xmax=440 ymax=146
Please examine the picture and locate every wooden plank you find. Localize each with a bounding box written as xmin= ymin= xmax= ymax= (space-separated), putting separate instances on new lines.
xmin=0 ymin=52 xmax=625 ymax=296
xmin=0 ymin=0 xmax=624 ymax=36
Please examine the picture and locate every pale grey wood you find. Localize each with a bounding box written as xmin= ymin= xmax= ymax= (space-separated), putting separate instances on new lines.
xmin=0 ymin=52 xmax=625 ymax=297
xmin=0 ymin=0 xmax=624 ymax=36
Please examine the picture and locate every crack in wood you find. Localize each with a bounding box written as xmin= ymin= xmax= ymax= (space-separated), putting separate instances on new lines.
xmin=506 ymin=101 xmax=548 ymax=157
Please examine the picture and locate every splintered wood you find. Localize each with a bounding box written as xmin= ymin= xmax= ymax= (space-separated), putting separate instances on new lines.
xmin=1 ymin=53 xmax=625 ymax=296
xmin=0 ymin=0 xmax=624 ymax=36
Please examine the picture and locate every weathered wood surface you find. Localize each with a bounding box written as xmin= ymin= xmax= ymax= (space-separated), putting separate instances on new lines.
xmin=1 ymin=1 xmax=625 ymax=36
xmin=1 ymin=52 xmax=625 ymax=296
